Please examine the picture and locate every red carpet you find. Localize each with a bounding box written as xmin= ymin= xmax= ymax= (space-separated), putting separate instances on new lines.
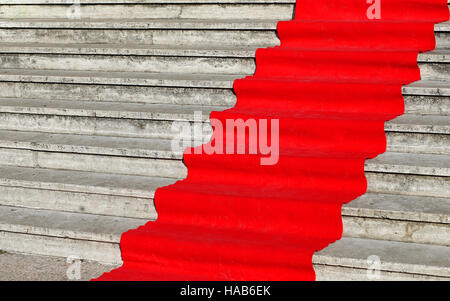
xmin=96 ymin=0 xmax=449 ymax=280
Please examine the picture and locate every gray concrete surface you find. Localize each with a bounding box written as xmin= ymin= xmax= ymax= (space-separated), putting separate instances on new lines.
xmin=0 ymin=252 xmax=119 ymax=281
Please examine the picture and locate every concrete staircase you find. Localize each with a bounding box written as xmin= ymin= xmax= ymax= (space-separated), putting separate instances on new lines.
xmin=0 ymin=0 xmax=448 ymax=280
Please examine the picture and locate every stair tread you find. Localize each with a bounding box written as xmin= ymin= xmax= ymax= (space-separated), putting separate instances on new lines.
xmin=418 ymin=49 xmax=450 ymax=62
xmin=0 ymin=129 xmax=183 ymax=159
xmin=0 ymin=97 xmax=223 ymax=121
xmin=0 ymin=205 xmax=145 ymax=243
xmin=0 ymin=68 xmax=240 ymax=88
xmin=0 ymin=165 xmax=175 ymax=198
xmin=366 ymin=151 xmax=450 ymax=176
xmin=344 ymin=193 xmax=450 ymax=224
xmin=313 ymin=237 xmax=450 ymax=278
xmin=436 ymin=21 xmax=450 ymax=32
xmin=0 ymin=42 xmax=259 ymax=57
xmin=386 ymin=114 xmax=450 ymax=134
xmin=0 ymin=18 xmax=279 ymax=30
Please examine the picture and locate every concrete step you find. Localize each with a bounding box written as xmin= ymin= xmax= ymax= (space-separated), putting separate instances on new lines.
xmin=0 ymin=70 xmax=448 ymax=116
xmin=1 ymin=205 xmax=448 ymax=279
xmin=0 ymin=165 xmax=174 ymax=199
xmin=0 ymin=19 xmax=280 ymax=46
xmin=0 ymin=52 xmax=255 ymax=75
xmin=418 ymin=50 xmax=450 ymax=80
xmin=0 ymin=252 xmax=117 ymax=281
xmin=386 ymin=132 xmax=450 ymax=155
xmin=0 ymin=99 xmax=446 ymax=144
xmin=0 ymin=98 xmax=215 ymax=139
xmin=0 ymin=68 xmax=239 ymax=89
xmin=343 ymin=193 xmax=450 ymax=246
xmin=0 ymin=205 xmax=141 ymax=264
xmin=366 ymin=172 xmax=450 ymax=198
xmin=0 ymin=81 xmax=236 ymax=107
xmin=386 ymin=114 xmax=450 ymax=135
xmin=0 ymin=121 xmax=447 ymax=176
xmin=0 ymin=3 xmax=294 ymax=20
xmin=0 ymin=45 xmax=447 ymax=77
xmin=436 ymin=21 xmax=450 ymax=49
xmin=314 ymin=237 xmax=450 ymax=280
xmin=0 ymin=165 xmax=168 ymax=219
xmin=365 ymin=152 xmax=450 ymax=177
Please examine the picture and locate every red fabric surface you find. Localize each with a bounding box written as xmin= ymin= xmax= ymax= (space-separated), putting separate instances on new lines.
xmin=96 ymin=0 xmax=449 ymax=280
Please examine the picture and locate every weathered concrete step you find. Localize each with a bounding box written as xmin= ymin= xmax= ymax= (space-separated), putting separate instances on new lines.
xmin=0 ymin=73 xmax=448 ymax=118
xmin=386 ymin=132 xmax=450 ymax=155
xmin=0 ymin=145 xmax=187 ymax=179
xmin=0 ymin=129 xmax=183 ymax=159
xmin=0 ymin=4 xmax=294 ymax=20
xmin=0 ymin=46 xmax=447 ymax=77
xmin=0 ymin=165 xmax=174 ymax=199
xmin=0 ymin=68 xmax=240 ymax=88
xmin=314 ymin=237 xmax=450 ymax=280
xmin=0 ymin=53 xmax=256 ymax=75
xmin=0 ymin=81 xmax=446 ymax=115
xmin=0 ymin=18 xmax=280 ymax=30
xmin=0 ymin=27 xmax=278 ymax=47
xmin=0 ymin=43 xmax=448 ymax=60
xmin=0 ymin=97 xmax=221 ymax=121
xmin=1 ymin=205 xmax=449 ymax=279
xmin=386 ymin=114 xmax=450 ymax=135
xmin=344 ymin=193 xmax=450 ymax=224
xmin=1 ymin=69 xmax=448 ymax=96
xmin=0 ymin=106 xmax=445 ymax=145
xmin=0 ymin=42 xmax=259 ymax=57
xmin=366 ymin=172 xmax=450 ymax=198
xmin=403 ymin=80 xmax=450 ymax=96
xmin=0 ymin=99 xmax=215 ymax=140
xmin=404 ymin=95 xmax=450 ymax=116
xmin=0 ymin=252 xmax=117 ymax=281
xmin=365 ymin=152 xmax=450 ymax=177
xmin=0 ymin=205 xmax=142 ymax=264
xmin=0 ymin=81 xmax=236 ymax=107
xmin=343 ymin=193 xmax=450 ymax=246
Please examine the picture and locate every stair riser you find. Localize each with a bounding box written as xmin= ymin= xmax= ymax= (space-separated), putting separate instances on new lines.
xmin=0 ymin=82 xmax=236 ymax=107
xmin=0 ymin=113 xmax=213 ymax=140
xmin=343 ymin=217 xmax=450 ymax=246
xmin=436 ymin=32 xmax=450 ymax=49
xmin=0 ymin=54 xmax=255 ymax=75
xmin=0 ymin=231 xmax=122 ymax=264
xmin=386 ymin=121 xmax=449 ymax=135
xmin=0 ymin=148 xmax=187 ymax=178
xmin=386 ymin=132 xmax=450 ymax=155
xmin=365 ymin=161 xmax=450 ymax=177
xmin=0 ymin=4 xmax=294 ymax=20
xmin=419 ymin=62 xmax=450 ymax=81
xmin=0 ymin=185 xmax=157 ymax=219
xmin=0 ymin=28 xmax=279 ymax=47
xmin=314 ymin=265 xmax=447 ymax=281
xmin=404 ymin=95 xmax=450 ymax=116
xmin=366 ymin=172 xmax=450 ymax=198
